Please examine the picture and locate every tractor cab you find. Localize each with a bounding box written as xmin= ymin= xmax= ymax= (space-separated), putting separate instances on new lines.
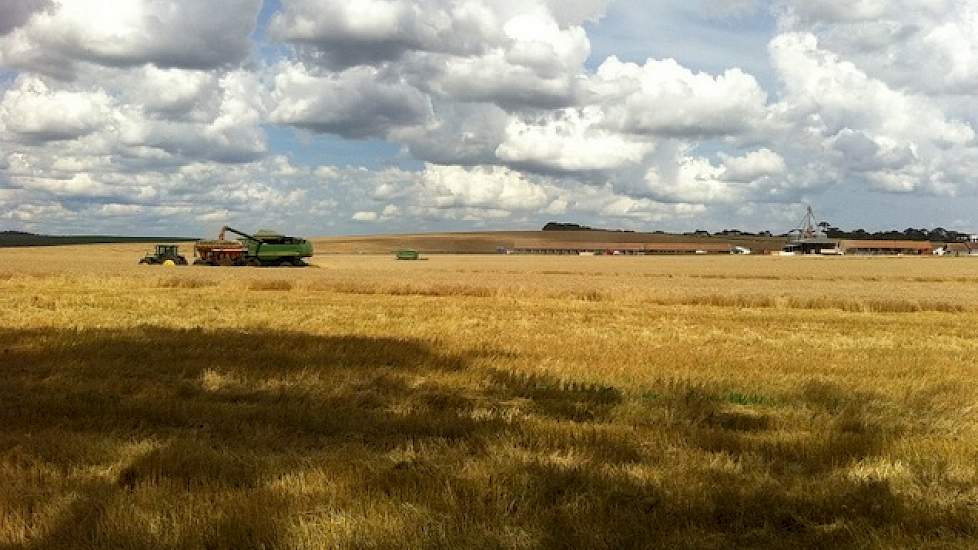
xmin=156 ymin=244 xmax=179 ymax=257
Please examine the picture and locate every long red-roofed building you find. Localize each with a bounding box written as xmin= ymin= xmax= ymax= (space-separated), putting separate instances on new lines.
xmin=837 ymin=240 xmax=934 ymax=255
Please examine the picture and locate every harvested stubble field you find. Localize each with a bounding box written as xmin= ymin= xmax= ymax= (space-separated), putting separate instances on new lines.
xmin=1 ymin=244 xmax=977 ymax=549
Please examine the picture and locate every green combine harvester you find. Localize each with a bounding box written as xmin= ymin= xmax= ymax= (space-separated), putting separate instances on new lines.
xmin=194 ymin=226 xmax=314 ymax=267
xmin=395 ymin=249 xmax=422 ymax=261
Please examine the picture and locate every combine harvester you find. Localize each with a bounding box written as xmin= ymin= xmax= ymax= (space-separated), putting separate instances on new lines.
xmin=395 ymin=249 xmax=424 ymax=261
xmin=194 ymin=226 xmax=313 ymax=267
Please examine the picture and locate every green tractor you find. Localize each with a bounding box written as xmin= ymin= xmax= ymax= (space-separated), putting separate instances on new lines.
xmin=139 ymin=244 xmax=188 ymax=265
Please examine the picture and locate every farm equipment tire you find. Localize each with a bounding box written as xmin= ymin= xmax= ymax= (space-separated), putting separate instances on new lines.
xmin=291 ymin=258 xmax=307 ymax=267
xmin=246 ymin=258 xmax=262 ymax=267
xmin=193 ymin=259 xmax=212 ymax=266
xmin=175 ymin=257 xmax=189 ymax=265
xmin=278 ymin=260 xmax=294 ymax=267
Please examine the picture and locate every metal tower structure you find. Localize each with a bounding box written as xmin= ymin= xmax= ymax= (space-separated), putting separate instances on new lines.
xmin=794 ymin=205 xmax=822 ymax=240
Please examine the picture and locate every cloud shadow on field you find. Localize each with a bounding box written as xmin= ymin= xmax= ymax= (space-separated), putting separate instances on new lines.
xmin=0 ymin=327 xmax=975 ymax=548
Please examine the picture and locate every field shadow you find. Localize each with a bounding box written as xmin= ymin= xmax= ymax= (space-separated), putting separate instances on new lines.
xmin=2 ymin=327 xmax=644 ymax=548
xmin=486 ymin=370 xmax=623 ymax=422
xmin=1 ymin=327 xmax=975 ymax=548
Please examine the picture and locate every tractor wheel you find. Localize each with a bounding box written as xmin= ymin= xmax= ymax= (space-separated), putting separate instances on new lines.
xmin=175 ymin=256 xmax=188 ymax=265
xmin=278 ymin=260 xmax=295 ymax=267
xmin=246 ymin=258 xmax=262 ymax=267
xmin=138 ymin=259 xmax=149 ymax=265
xmin=291 ymin=258 xmax=307 ymax=267
xmin=193 ymin=259 xmax=211 ymax=266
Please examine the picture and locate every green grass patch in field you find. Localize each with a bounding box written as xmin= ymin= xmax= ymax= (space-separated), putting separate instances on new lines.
xmin=725 ymin=391 xmax=777 ymax=407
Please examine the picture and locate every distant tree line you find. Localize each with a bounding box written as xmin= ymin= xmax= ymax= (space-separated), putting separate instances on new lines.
xmin=0 ymin=230 xmax=195 ymax=248
xmin=709 ymin=227 xmax=972 ymax=241
xmin=542 ymin=222 xmax=634 ymax=233
xmin=819 ymin=226 xmax=971 ymax=241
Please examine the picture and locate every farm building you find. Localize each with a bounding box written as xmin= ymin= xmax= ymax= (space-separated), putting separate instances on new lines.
xmin=781 ymin=237 xmax=839 ymax=255
xmin=837 ymin=240 xmax=934 ymax=255
xmin=642 ymin=243 xmax=735 ymax=255
xmin=506 ymin=242 xmax=736 ymax=255
xmin=946 ymin=242 xmax=978 ymax=256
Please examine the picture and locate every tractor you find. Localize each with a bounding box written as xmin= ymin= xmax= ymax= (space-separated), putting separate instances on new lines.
xmin=139 ymin=244 xmax=188 ymax=265
xmin=194 ymin=227 xmax=314 ymax=267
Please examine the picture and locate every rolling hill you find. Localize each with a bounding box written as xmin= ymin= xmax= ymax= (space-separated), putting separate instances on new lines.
xmin=311 ymin=231 xmax=788 ymax=254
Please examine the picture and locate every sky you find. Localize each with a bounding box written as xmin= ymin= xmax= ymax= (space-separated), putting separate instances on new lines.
xmin=1 ymin=0 xmax=977 ymax=237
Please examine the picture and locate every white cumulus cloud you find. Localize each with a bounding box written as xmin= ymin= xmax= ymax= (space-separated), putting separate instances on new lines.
xmin=495 ymin=108 xmax=654 ymax=173
xmin=589 ymin=56 xmax=769 ymax=138
xmin=0 ymin=0 xmax=262 ymax=78
xmin=270 ymin=62 xmax=432 ymax=139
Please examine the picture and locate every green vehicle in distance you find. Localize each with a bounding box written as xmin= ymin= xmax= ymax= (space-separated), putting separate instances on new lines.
xmin=395 ymin=249 xmax=422 ymax=260
xmin=139 ymin=244 xmax=188 ymax=265
xmin=194 ymin=227 xmax=314 ymax=267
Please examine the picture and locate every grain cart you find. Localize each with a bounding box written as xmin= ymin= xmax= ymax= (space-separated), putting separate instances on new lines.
xmin=194 ymin=226 xmax=313 ymax=267
xmin=139 ymin=244 xmax=188 ymax=265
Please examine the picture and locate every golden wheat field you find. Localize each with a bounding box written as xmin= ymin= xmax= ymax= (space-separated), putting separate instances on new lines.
xmin=1 ymin=244 xmax=977 ymax=549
